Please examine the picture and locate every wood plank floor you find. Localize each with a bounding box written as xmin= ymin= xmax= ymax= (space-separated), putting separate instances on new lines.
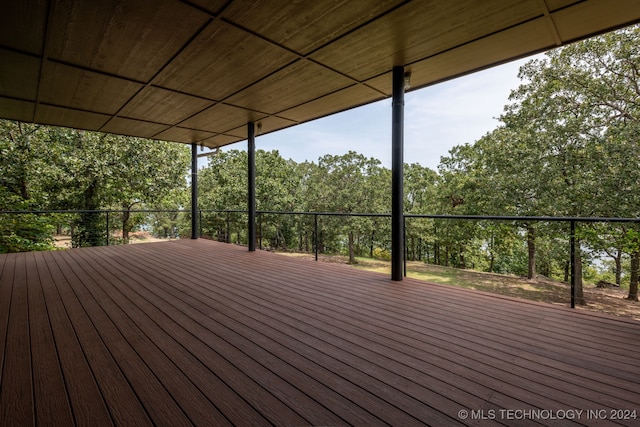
xmin=1 ymin=239 xmax=640 ymax=426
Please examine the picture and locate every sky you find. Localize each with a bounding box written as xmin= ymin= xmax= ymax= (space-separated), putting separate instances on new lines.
xmin=215 ymin=53 xmax=543 ymax=171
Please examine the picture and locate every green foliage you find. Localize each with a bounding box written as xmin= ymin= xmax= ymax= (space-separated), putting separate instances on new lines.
xmin=0 ymin=120 xmax=190 ymax=250
xmin=436 ymin=25 xmax=640 ymax=301
xmin=372 ymin=247 xmax=391 ymax=261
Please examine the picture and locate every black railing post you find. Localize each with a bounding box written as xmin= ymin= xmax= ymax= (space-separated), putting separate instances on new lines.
xmin=570 ymin=220 xmax=576 ymax=309
xmin=258 ymin=212 xmax=263 ymax=250
xmin=403 ymin=215 xmax=407 ymax=277
xmin=199 ymin=210 xmax=202 ymax=238
xmin=314 ymin=213 xmax=319 ymax=261
xmin=105 ymin=211 xmax=109 ymax=246
xmin=226 ymin=211 xmax=231 ymax=243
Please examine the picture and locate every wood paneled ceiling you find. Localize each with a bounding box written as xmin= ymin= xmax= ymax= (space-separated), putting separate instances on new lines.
xmin=1 ymin=0 xmax=639 ymax=148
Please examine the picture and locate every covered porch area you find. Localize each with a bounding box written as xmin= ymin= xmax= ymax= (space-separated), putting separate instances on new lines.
xmin=1 ymin=240 xmax=639 ymax=426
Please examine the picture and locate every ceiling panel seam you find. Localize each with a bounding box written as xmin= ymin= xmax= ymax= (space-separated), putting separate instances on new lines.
xmin=100 ymin=16 xmax=215 ymax=134
xmin=33 ymin=0 xmax=54 ymax=123
xmin=300 ymin=0 xmax=413 ymax=58
xmin=180 ymin=0 xmax=232 ymax=19
xmin=538 ymin=0 xmax=563 ymax=45
xmin=217 ymin=16 xmax=389 ymax=96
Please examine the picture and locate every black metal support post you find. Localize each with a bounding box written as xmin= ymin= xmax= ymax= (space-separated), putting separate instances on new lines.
xmin=391 ymin=66 xmax=405 ymax=281
xmin=105 ymin=211 xmax=109 ymax=246
xmin=248 ymin=122 xmax=256 ymax=251
xmin=191 ymin=143 xmax=198 ymax=239
xmin=570 ymin=220 xmax=576 ymax=308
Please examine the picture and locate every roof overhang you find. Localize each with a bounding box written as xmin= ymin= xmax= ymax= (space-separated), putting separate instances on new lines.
xmin=1 ymin=0 xmax=639 ymax=148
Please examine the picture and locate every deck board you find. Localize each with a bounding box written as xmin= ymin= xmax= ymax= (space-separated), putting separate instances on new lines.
xmin=40 ymin=250 xmax=151 ymax=426
xmin=2 ymin=239 xmax=640 ymax=426
xmin=27 ymin=252 xmax=75 ymax=427
xmin=1 ymin=253 xmax=34 ymax=425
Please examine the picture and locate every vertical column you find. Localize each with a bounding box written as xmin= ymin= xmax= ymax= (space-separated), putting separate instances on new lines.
xmin=391 ymin=66 xmax=405 ymax=281
xmin=248 ymin=122 xmax=256 ymax=251
xmin=191 ymin=143 xmax=198 ymax=239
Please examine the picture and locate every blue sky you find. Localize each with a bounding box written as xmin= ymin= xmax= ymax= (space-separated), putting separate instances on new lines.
xmin=217 ymin=54 xmax=542 ymax=171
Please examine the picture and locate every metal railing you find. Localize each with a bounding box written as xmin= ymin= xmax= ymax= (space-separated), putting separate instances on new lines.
xmin=205 ymin=210 xmax=640 ymax=309
xmin=3 ymin=208 xmax=640 ymax=308
xmin=0 ymin=209 xmax=191 ymax=248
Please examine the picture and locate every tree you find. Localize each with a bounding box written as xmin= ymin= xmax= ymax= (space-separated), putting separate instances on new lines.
xmin=107 ymin=136 xmax=190 ymax=242
xmin=505 ymin=25 xmax=640 ymax=301
xmin=404 ymin=163 xmax=438 ymax=261
xmin=1 ymin=120 xmax=191 ymax=249
xmin=0 ymin=120 xmax=55 ymax=252
xmin=305 ymin=151 xmax=389 ymax=263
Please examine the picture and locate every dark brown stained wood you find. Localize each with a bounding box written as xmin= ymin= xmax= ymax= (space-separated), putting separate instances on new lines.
xmin=80 ymin=246 xmax=426 ymax=426
xmin=0 ymin=49 xmax=41 ymax=101
xmin=0 ymin=0 xmax=48 ymax=55
xmin=39 ymin=250 xmax=151 ymax=426
xmin=0 ymin=98 xmax=35 ymax=123
xmin=1 ymin=240 xmax=640 ymax=426
xmin=64 ymin=249 xmax=274 ymax=426
xmin=25 ymin=252 xmax=75 ymax=426
xmin=0 ymin=253 xmax=12 ymax=408
xmin=52 ymin=250 xmax=194 ymax=427
xmin=0 ymin=253 xmax=33 ymax=425
xmin=130 ymin=243 xmax=630 ymax=420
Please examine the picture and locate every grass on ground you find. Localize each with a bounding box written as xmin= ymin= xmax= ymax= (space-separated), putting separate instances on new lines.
xmin=281 ymin=252 xmax=640 ymax=321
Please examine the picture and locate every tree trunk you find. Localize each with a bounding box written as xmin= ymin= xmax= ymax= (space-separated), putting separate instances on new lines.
xmin=370 ymin=230 xmax=375 ymax=258
xmin=574 ymin=247 xmax=586 ymax=306
xmin=526 ymin=225 xmax=536 ymax=279
xmin=122 ymin=207 xmax=131 ymax=244
xmin=488 ymin=235 xmax=495 ymax=273
xmin=615 ymin=250 xmax=623 ymax=286
xmin=348 ymin=231 xmax=356 ymax=264
xmin=628 ymin=250 xmax=639 ymax=301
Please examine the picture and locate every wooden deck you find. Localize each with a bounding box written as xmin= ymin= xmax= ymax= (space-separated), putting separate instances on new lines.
xmin=1 ymin=239 xmax=640 ymax=426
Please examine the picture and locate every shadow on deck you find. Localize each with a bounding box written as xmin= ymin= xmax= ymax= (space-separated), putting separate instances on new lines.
xmin=1 ymin=239 xmax=639 ymax=426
